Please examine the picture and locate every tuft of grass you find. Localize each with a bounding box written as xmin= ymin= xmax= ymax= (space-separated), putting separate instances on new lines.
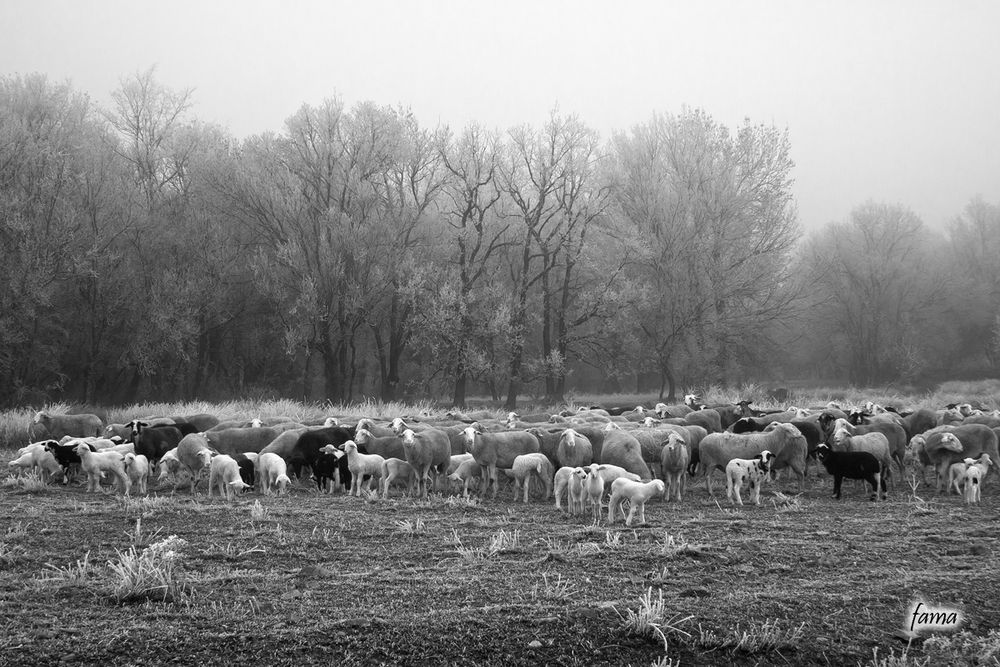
xmin=616 ymin=587 xmax=693 ymax=651
xmin=697 ymin=618 xmax=805 ymax=654
xmin=6 ymin=521 xmax=29 ymax=539
xmin=37 ymin=551 xmax=95 ymax=587
xmin=921 ymin=630 xmax=1000 ymax=666
xmin=249 ymin=499 xmax=268 ymax=522
xmin=862 ymin=646 xmax=931 ymax=667
xmin=487 ymin=528 xmax=521 ymax=554
xmin=393 ymin=517 xmax=427 ymax=536
xmin=605 ymin=530 xmax=624 ymax=548
xmin=106 ymin=534 xmax=189 ymax=603
xmin=531 ymin=573 xmax=578 ymax=601
xmin=2 ymin=471 xmax=48 ymax=492
xmin=771 ymin=490 xmax=805 ymax=512
xmin=0 ymin=541 xmax=22 ymax=564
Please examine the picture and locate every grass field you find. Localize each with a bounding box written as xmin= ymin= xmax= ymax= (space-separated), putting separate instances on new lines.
xmin=1 ymin=388 xmax=999 ymax=666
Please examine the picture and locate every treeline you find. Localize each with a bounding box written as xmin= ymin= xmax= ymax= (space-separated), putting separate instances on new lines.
xmin=1 ymin=70 xmax=997 ymax=408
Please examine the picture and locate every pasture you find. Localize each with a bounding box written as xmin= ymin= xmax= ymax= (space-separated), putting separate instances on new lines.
xmin=1 ymin=388 xmax=999 ymax=666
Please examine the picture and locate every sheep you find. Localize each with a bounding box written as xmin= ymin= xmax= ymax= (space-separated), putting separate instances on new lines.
xmin=447 ymin=458 xmax=483 ymax=498
xmin=204 ymin=427 xmax=281 ymax=456
xmin=176 ymin=433 xmax=215 ymax=494
xmin=963 ymin=454 xmax=992 ymax=504
xmin=556 ymin=429 xmax=594 ymax=469
xmin=599 ymin=426 xmax=653 ymax=480
xmin=684 ymin=408 xmax=722 ymax=433
xmin=659 ymin=432 xmax=690 ymax=501
xmin=234 ymin=453 xmax=256 ymax=491
xmin=75 ymin=442 xmax=131 ymax=494
xmin=698 ymin=423 xmax=808 ymax=495
xmin=287 ymin=425 xmax=357 ymax=483
xmin=333 ymin=441 xmax=385 ymax=497
xmin=122 ymin=453 xmax=150 ymax=495
xmin=725 ymin=451 xmax=775 ymax=506
xmin=552 ymin=466 xmax=575 ymax=510
xmin=33 ymin=411 xmax=103 ymax=439
xmin=948 ymin=460 xmax=972 ymax=495
xmin=134 ymin=425 xmax=187 ymax=464
xmin=208 ymin=454 xmax=250 ymax=500
xmin=831 ymin=426 xmax=893 ymax=491
xmin=353 ymin=428 xmax=405 ymax=460
xmin=582 ymin=464 xmax=607 ymax=522
xmin=566 ymin=467 xmax=589 ymax=515
xmin=400 ymin=428 xmax=451 ymax=497
xmin=156 ymin=447 xmax=183 ymax=485
xmin=312 ymin=451 xmax=341 ymax=494
xmin=255 ymin=452 xmax=292 ymax=496
xmin=825 ymin=418 xmax=906 ymax=485
xmin=816 ymin=443 xmax=884 ymax=500
xmin=381 ymin=458 xmax=419 ymax=498
xmin=461 ymin=426 xmax=541 ymax=498
xmin=8 ymin=442 xmax=64 ymax=482
xmin=508 ymin=453 xmax=555 ymax=503
xmin=607 ymin=478 xmax=666 ymax=525
xmin=922 ymin=425 xmax=1000 ymax=493
xmin=447 ymin=453 xmax=474 ymax=474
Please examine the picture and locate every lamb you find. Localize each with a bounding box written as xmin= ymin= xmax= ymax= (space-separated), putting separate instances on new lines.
xmin=8 ymin=442 xmax=64 ymax=482
xmin=509 ymin=453 xmax=555 ymax=503
xmin=334 ymin=441 xmax=385 ymax=497
xmin=208 ymin=454 xmax=250 ymax=499
xmin=122 ymin=453 xmax=150 ymax=495
xmin=659 ymin=432 xmax=689 ymax=501
xmin=608 ymin=478 xmax=666 ymax=525
xmin=447 ymin=458 xmax=483 ymax=498
xmin=725 ymin=451 xmax=774 ymax=506
xmin=75 ymin=442 xmax=131 ymax=494
xmin=567 ymin=467 xmax=589 ymax=515
xmin=33 ymin=411 xmax=103 ymax=439
xmin=447 ymin=453 xmax=474 ymax=474
xmin=948 ymin=460 xmax=972 ymax=495
xmin=312 ymin=451 xmax=341 ymax=494
xmin=582 ymin=464 xmax=607 ymax=522
xmin=921 ymin=425 xmax=1000 ymax=494
xmin=552 ymin=466 xmax=575 ymax=510
xmin=381 ymin=458 xmax=418 ymax=498
xmin=816 ymin=443 xmax=884 ymax=500
xmin=255 ymin=452 xmax=292 ymax=495
xmin=963 ymin=453 xmax=992 ymax=504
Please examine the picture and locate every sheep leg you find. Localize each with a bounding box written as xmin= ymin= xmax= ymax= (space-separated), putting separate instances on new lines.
xmin=637 ymin=501 xmax=646 ymax=524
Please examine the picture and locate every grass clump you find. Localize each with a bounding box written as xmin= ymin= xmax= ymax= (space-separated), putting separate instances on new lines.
xmin=616 ymin=587 xmax=693 ymax=651
xmin=107 ymin=534 xmax=189 ymax=603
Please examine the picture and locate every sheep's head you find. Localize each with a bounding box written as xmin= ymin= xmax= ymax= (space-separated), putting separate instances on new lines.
xmin=549 ymin=414 xmax=566 ymax=423
xmin=642 ymin=416 xmax=660 ymax=428
xmin=684 ymin=394 xmax=698 ymax=407
xmin=73 ymin=442 xmax=89 ymax=457
xmin=938 ymin=433 xmax=963 ymax=452
xmin=275 ymin=474 xmax=291 ymax=494
xmin=815 ymin=443 xmax=831 ymax=462
xmin=228 ymin=479 xmax=250 ymax=492
xmin=356 ymin=418 xmax=374 ymax=432
xmin=196 ymin=449 xmax=214 ymax=469
xmin=958 ymin=403 xmax=974 ymax=417
xmin=342 ymin=440 xmax=358 ymax=455
xmin=507 ymin=411 xmax=519 ymax=422
xmin=634 ymin=405 xmax=645 ymax=414
xmin=33 ymin=411 xmax=48 ymax=424
xmin=757 ymin=450 xmax=775 ymax=471
xmin=562 ymin=430 xmax=577 ymax=448
xmin=319 ymin=444 xmax=343 ymax=458
xmin=832 ymin=427 xmax=851 ymax=446
xmin=651 ymin=479 xmax=666 ymax=496
xmin=654 ymin=402 xmax=669 ymax=418
xmin=391 ymin=418 xmax=407 ymax=435
xmin=401 ymin=429 xmax=417 ymax=446
xmin=354 ymin=428 xmax=373 ymax=444
xmin=461 ymin=426 xmax=481 ymax=449
xmin=250 ymin=417 xmax=263 ymax=428
xmin=323 ymin=417 xmax=340 ymax=427
xmin=792 ymin=407 xmax=811 ymax=420
xmin=603 ymin=422 xmax=622 ymax=432
xmin=665 ymin=432 xmax=686 ymax=449
xmin=976 ymin=453 xmax=993 ymax=468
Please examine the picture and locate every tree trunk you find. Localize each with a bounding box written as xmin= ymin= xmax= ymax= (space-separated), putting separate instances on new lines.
xmin=452 ymin=363 xmax=467 ymax=408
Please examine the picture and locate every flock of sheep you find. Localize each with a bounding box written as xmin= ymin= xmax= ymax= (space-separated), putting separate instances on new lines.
xmin=6 ymin=394 xmax=998 ymax=524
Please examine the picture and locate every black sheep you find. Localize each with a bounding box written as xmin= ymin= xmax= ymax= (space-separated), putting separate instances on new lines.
xmin=816 ymin=444 xmax=885 ymax=500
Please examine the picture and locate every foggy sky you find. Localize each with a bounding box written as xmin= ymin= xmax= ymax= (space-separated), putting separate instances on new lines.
xmin=2 ymin=0 xmax=998 ymax=231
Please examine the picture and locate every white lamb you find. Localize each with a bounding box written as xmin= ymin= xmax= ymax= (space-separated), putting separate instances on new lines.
xmin=567 ymin=467 xmax=589 ymax=515
xmin=381 ymin=457 xmax=418 ymax=498
xmin=75 ymin=443 xmax=131 ymax=494
xmin=963 ymin=454 xmax=992 ymax=505
xmin=948 ymin=460 xmax=972 ymax=495
xmin=447 ymin=458 xmax=482 ymax=498
xmin=552 ymin=466 xmax=575 ymax=511
xmin=509 ymin=453 xmax=554 ymax=503
xmin=208 ymin=454 xmax=250 ymax=500
xmin=122 ymin=453 xmax=150 ymax=495
xmin=333 ymin=441 xmax=385 ymax=497
xmin=8 ymin=442 xmax=64 ymax=481
xmin=256 ymin=452 xmax=291 ymax=496
xmin=582 ymin=464 xmax=606 ymax=522
xmin=608 ymin=478 xmax=666 ymax=526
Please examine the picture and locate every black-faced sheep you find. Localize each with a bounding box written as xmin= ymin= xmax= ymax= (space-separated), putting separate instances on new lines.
xmin=815 ymin=443 xmax=884 ymax=500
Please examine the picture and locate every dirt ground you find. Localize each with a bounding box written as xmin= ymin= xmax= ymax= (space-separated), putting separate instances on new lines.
xmin=1 ymin=459 xmax=997 ymax=666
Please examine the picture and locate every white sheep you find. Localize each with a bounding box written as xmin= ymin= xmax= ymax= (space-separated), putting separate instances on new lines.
xmin=963 ymin=454 xmax=992 ymax=504
xmin=552 ymin=466 xmax=574 ymax=511
xmin=381 ymin=458 xmax=418 ymax=498
xmin=508 ymin=453 xmax=554 ymax=503
xmin=447 ymin=453 xmax=474 ymax=474
xmin=608 ymin=478 xmax=666 ymax=525
xmin=75 ymin=443 xmax=131 ymax=494
xmin=255 ymin=452 xmax=291 ymax=496
xmin=8 ymin=442 xmax=64 ymax=481
xmin=208 ymin=454 xmax=250 ymax=500
xmin=659 ymin=432 xmax=689 ymax=502
xmin=33 ymin=411 xmax=103 ymax=439
xmin=123 ymin=453 xmax=150 ymax=495
xmin=948 ymin=460 xmax=971 ymax=495
xmin=567 ymin=467 xmax=589 ymax=515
